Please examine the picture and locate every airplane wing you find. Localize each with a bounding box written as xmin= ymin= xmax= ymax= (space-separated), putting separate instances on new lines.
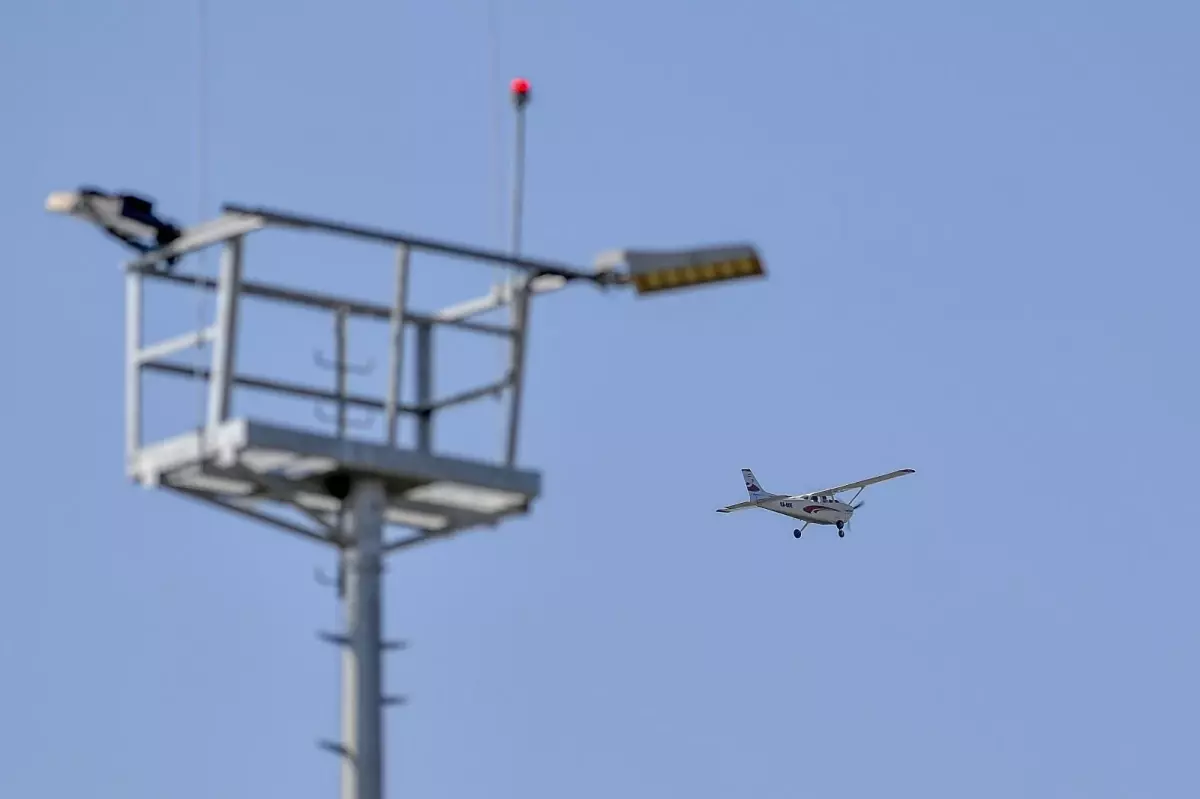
xmin=716 ymin=500 xmax=758 ymax=513
xmin=803 ymin=468 xmax=915 ymax=497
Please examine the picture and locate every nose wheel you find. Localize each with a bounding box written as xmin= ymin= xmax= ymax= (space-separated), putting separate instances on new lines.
xmin=836 ymin=520 xmax=845 ymax=538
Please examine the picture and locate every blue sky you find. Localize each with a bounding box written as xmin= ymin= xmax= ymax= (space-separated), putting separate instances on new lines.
xmin=4 ymin=1 xmax=1200 ymax=796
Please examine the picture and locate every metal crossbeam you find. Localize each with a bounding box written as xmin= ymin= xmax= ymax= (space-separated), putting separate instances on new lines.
xmin=142 ymin=360 xmax=512 ymax=419
xmin=143 ymin=269 xmax=515 ymax=338
xmin=171 ymin=487 xmax=334 ymax=547
xmin=136 ymin=327 xmax=215 ymax=364
xmin=126 ymin=212 xmax=265 ymax=270
xmin=220 ymin=204 xmax=615 ymax=286
xmin=144 ymin=361 xmax=403 ymax=414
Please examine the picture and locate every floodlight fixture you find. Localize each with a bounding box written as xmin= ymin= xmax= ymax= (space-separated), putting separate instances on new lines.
xmin=594 ymin=244 xmax=766 ymax=296
xmin=46 ymin=187 xmax=183 ymax=266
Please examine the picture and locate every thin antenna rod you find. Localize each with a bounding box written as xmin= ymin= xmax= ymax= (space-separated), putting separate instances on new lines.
xmin=504 ymin=77 xmax=531 ymax=466
xmin=508 ymin=82 xmax=528 ymax=258
xmin=191 ymin=0 xmax=211 ymax=432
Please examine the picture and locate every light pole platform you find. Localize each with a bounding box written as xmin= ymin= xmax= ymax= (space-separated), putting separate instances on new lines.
xmin=131 ymin=418 xmax=542 ymax=548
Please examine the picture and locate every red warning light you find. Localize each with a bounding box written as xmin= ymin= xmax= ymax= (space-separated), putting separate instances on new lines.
xmin=510 ymin=77 xmax=531 ymax=107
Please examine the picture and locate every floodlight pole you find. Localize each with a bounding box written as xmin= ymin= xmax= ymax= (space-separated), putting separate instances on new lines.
xmin=46 ymin=121 xmax=766 ymax=799
xmin=340 ymin=476 xmax=387 ymax=799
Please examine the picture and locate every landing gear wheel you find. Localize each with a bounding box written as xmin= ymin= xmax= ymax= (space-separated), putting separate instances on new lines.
xmin=838 ymin=529 xmax=845 ymax=538
xmin=793 ymin=529 xmax=802 ymax=538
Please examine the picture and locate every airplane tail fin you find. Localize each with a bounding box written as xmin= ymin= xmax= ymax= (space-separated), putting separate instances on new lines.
xmin=741 ymin=468 xmax=769 ymax=500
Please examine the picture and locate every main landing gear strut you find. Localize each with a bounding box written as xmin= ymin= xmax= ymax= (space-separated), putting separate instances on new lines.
xmin=793 ymin=520 xmax=846 ymax=539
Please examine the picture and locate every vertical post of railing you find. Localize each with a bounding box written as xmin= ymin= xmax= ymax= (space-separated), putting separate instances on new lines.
xmin=505 ymin=282 xmax=530 ymax=467
xmin=385 ymin=245 xmax=410 ymax=446
xmin=415 ymin=321 xmax=433 ymax=453
xmin=124 ymin=268 xmax=143 ymax=468
xmin=206 ymin=236 xmax=244 ymax=430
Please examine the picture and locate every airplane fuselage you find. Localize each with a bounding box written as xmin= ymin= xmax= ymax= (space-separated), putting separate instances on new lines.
xmin=760 ymin=495 xmax=852 ymax=525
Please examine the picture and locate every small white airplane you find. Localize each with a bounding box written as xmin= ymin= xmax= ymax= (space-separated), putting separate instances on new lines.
xmin=717 ymin=467 xmax=915 ymax=539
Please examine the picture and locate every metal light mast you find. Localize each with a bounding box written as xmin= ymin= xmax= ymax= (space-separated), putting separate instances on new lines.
xmin=45 ymin=77 xmax=767 ymax=799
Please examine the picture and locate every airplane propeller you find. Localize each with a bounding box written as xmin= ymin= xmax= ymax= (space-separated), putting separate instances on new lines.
xmin=847 ymin=500 xmax=865 ymax=534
